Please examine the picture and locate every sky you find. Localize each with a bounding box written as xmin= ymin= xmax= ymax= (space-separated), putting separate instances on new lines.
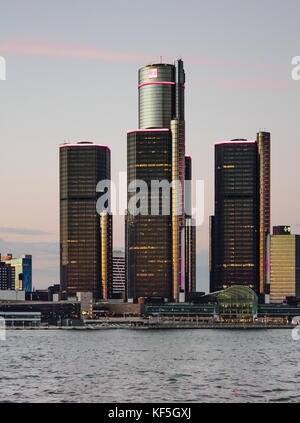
xmin=0 ymin=0 xmax=299 ymax=292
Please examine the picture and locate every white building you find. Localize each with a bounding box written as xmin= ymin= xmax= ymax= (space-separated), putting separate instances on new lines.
xmin=112 ymin=250 xmax=126 ymax=299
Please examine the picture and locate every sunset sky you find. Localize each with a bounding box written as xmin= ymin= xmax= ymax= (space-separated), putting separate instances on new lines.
xmin=0 ymin=0 xmax=300 ymax=292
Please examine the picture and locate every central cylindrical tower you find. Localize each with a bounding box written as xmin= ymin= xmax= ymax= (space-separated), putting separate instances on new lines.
xmin=127 ymin=59 xmax=187 ymax=302
xmin=138 ymin=62 xmax=184 ymax=129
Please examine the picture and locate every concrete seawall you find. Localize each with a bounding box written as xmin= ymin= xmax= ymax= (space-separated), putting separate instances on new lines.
xmin=5 ymin=323 xmax=295 ymax=330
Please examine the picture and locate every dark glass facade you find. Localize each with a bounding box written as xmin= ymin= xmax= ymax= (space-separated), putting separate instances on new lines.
xmin=21 ymin=256 xmax=32 ymax=292
xmin=210 ymin=141 xmax=260 ymax=293
xmin=60 ymin=142 xmax=111 ymax=299
xmin=127 ymin=130 xmax=173 ymax=299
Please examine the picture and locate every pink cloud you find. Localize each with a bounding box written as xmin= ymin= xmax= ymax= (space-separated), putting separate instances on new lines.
xmin=207 ymin=75 xmax=290 ymax=91
xmin=0 ymin=41 xmax=288 ymax=73
xmin=0 ymin=41 xmax=152 ymax=63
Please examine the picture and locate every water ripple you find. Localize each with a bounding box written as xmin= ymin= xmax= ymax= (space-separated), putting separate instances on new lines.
xmin=0 ymin=329 xmax=299 ymax=402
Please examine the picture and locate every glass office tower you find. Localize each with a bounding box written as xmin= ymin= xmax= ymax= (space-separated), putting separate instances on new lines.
xmin=127 ymin=60 xmax=188 ymax=302
xmin=127 ymin=129 xmax=173 ymax=300
xmin=210 ymin=133 xmax=271 ymax=297
xmin=59 ymin=142 xmax=112 ymax=299
xmin=210 ymin=140 xmax=260 ymax=294
xmin=270 ymin=226 xmax=300 ymax=303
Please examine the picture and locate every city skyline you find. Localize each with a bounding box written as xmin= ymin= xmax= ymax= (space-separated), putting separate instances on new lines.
xmin=1 ymin=0 xmax=300 ymax=292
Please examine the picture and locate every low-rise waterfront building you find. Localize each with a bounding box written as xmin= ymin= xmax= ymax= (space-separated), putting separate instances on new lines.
xmin=26 ymin=290 xmax=49 ymax=301
xmin=77 ymin=292 xmax=93 ymax=318
xmin=26 ymin=285 xmax=61 ymax=302
xmin=146 ymin=286 xmax=258 ymax=322
xmin=144 ymin=286 xmax=300 ymax=323
xmin=0 ymin=311 xmax=41 ymax=327
xmin=0 ymin=301 xmax=81 ymax=324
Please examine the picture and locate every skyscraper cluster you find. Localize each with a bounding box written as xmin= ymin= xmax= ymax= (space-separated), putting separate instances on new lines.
xmin=59 ymin=59 xmax=299 ymax=305
xmin=60 ymin=59 xmax=196 ymax=303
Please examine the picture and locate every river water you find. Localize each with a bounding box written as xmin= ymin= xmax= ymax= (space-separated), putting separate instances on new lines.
xmin=0 ymin=329 xmax=299 ymax=403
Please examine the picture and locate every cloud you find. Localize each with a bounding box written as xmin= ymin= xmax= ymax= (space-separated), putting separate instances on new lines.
xmin=200 ymin=75 xmax=290 ymax=92
xmin=0 ymin=239 xmax=58 ymax=257
xmin=0 ymin=41 xmax=152 ymax=63
xmin=0 ymin=41 xmax=287 ymax=73
xmin=0 ymin=227 xmax=53 ymax=235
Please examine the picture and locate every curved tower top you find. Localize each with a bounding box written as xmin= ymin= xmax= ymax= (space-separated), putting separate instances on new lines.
xmin=138 ymin=60 xmax=185 ymax=129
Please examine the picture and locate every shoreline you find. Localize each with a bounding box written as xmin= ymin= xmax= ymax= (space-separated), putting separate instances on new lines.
xmin=4 ymin=323 xmax=295 ymax=330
